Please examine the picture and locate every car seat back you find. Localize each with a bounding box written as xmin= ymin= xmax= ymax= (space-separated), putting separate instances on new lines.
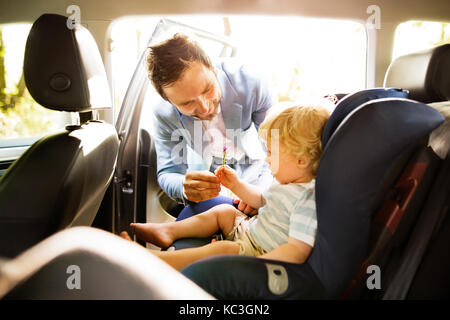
xmin=384 ymin=44 xmax=450 ymax=104
xmin=0 ymin=14 xmax=119 ymax=258
xmin=376 ymin=44 xmax=450 ymax=299
xmin=340 ymin=43 xmax=450 ymax=299
xmin=310 ymin=98 xmax=443 ymax=298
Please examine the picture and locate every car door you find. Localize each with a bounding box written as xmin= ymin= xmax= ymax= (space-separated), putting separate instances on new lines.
xmin=108 ymin=18 xmax=236 ymax=238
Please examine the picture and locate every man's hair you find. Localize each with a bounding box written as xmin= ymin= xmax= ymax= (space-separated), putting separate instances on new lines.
xmin=259 ymin=104 xmax=330 ymax=176
xmin=146 ymin=33 xmax=213 ymax=101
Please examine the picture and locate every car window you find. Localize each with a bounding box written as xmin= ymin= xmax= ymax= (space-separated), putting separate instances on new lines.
xmin=109 ymin=16 xmax=233 ymax=122
xmin=109 ymin=15 xmax=367 ymax=120
xmin=392 ymin=20 xmax=450 ymax=60
xmin=0 ymin=23 xmax=72 ymax=151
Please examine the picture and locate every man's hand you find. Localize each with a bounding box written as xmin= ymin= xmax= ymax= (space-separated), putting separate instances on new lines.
xmin=234 ymin=199 xmax=258 ymax=216
xmin=183 ymin=171 xmax=221 ymax=203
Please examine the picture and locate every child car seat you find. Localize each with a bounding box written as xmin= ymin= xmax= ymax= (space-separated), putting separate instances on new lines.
xmin=366 ymin=44 xmax=450 ymax=299
xmin=181 ymin=93 xmax=443 ymax=299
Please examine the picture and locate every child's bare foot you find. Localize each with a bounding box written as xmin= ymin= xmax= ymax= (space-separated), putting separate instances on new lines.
xmin=120 ymin=231 xmax=133 ymax=241
xmin=131 ymin=222 xmax=174 ymax=249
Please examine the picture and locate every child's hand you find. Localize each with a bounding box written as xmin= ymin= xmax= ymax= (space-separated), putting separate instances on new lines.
xmin=215 ymin=165 xmax=239 ymax=190
xmin=233 ymin=199 xmax=258 ymax=216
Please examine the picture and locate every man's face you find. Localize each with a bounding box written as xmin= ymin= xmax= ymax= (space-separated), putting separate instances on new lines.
xmin=162 ymin=62 xmax=222 ymax=121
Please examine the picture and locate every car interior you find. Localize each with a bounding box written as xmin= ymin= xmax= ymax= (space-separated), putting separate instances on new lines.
xmin=0 ymin=0 xmax=449 ymax=300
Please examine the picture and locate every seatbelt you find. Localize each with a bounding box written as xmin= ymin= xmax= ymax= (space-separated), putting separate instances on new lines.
xmin=383 ymin=156 xmax=450 ymax=299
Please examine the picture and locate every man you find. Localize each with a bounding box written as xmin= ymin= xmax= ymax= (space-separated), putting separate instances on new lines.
xmin=147 ymin=33 xmax=275 ymax=215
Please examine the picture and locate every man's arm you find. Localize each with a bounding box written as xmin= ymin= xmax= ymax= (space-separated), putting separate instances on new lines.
xmin=153 ymin=107 xmax=189 ymax=203
xmin=258 ymin=237 xmax=312 ymax=264
xmin=153 ymin=106 xmax=221 ymax=204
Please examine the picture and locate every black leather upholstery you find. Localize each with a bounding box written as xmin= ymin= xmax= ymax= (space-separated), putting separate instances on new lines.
xmin=24 ymin=14 xmax=111 ymax=112
xmin=0 ymin=14 xmax=119 ymax=258
xmin=384 ymin=44 xmax=450 ymax=104
xmin=0 ymin=123 xmax=118 ymax=257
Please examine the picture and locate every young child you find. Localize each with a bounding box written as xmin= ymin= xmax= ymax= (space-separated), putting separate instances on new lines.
xmin=120 ymin=104 xmax=330 ymax=271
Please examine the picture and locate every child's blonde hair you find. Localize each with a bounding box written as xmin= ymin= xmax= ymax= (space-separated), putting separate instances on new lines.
xmin=259 ymin=104 xmax=330 ymax=176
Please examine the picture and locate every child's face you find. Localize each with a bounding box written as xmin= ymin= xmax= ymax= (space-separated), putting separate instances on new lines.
xmin=265 ymin=141 xmax=313 ymax=184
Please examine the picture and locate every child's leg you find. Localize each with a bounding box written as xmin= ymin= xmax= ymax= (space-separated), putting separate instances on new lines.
xmin=152 ymin=240 xmax=240 ymax=271
xmin=131 ymin=204 xmax=238 ymax=248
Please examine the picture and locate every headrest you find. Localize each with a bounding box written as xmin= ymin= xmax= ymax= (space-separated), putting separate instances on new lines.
xmin=24 ymin=14 xmax=111 ymax=112
xmin=321 ymin=88 xmax=409 ymax=147
xmin=384 ymin=44 xmax=450 ymax=104
xmin=309 ymin=98 xmax=444 ymax=297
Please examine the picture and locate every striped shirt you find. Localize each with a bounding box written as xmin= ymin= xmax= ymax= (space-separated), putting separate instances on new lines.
xmin=249 ymin=180 xmax=317 ymax=252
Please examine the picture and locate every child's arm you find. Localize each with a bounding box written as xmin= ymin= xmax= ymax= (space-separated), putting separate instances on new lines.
xmin=231 ymin=179 xmax=265 ymax=209
xmin=258 ymin=237 xmax=312 ymax=264
xmin=215 ymin=165 xmax=265 ymax=209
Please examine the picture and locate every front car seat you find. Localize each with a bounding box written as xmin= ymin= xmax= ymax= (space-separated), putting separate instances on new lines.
xmin=0 ymin=14 xmax=119 ymax=258
xmin=0 ymin=227 xmax=213 ymax=300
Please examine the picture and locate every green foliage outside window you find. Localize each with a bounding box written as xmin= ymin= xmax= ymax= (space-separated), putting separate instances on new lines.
xmin=0 ymin=26 xmax=64 ymax=141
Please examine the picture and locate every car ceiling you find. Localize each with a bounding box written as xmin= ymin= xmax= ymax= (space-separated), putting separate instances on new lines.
xmin=1 ymin=0 xmax=449 ymax=24
xmin=0 ymin=0 xmax=449 ymax=88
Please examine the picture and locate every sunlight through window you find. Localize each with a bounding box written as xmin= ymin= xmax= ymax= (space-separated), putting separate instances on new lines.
xmin=392 ymin=20 xmax=450 ymax=61
xmin=109 ymin=15 xmax=367 ymax=116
